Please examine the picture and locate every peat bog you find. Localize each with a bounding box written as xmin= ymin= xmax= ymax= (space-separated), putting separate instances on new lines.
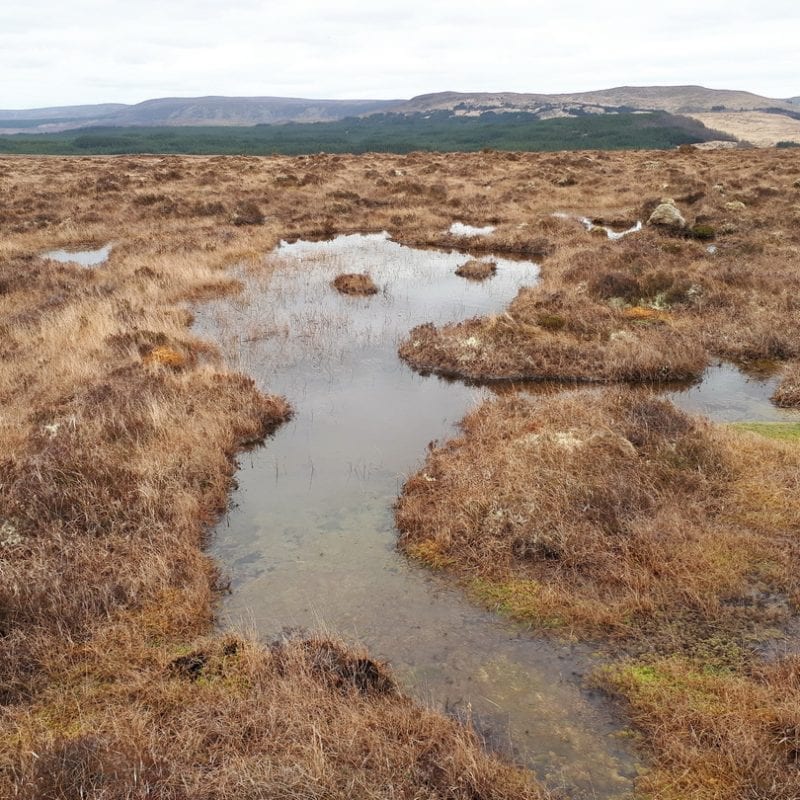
xmin=1 ymin=147 xmax=799 ymax=799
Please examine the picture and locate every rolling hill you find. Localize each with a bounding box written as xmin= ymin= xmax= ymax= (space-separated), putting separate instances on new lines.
xmin=2 ymin=86 xmax=796 ymax=134
xmin=0 ymin=96 xmax=402 ymax=134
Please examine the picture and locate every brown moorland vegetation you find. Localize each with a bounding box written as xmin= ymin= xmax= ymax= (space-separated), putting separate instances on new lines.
xmin=400 ymin=218 xmax=800 ymax=388
xmin=774 ymin=361 xmax=800 ymax=407
xmin=1 ymin=147 xmax=799 ymax=797
xmin=396 ymin=390 xmax=800 ymax=798
xmin=397 ymin=153 xmax=800 ymax=396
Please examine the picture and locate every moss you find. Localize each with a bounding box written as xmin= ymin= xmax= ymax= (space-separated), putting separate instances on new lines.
xmin=690 ymin=223 xmax=716 ymax=240
xmin=602 ymin=657 xmax=728 ymax=713
xmin=731 ymin=422 xmax=800 ymax=442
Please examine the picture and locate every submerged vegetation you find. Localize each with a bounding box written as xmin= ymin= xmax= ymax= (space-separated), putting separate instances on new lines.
xmin=1 ymin=146 xmax=799 ymax=798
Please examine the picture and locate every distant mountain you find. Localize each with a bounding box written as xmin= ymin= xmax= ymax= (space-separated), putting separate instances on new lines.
xmin=0 ymin=96 xmax=402 ymax=133
xmin=106 ymin=96 xmax=402 ymax=126
xmin=1 ymin=86 xmax=797 ymax=135
xmin=788 ymin=97 xmax=800 ymax=106
xmin=0 ymin=103 xmax=127 ymax=121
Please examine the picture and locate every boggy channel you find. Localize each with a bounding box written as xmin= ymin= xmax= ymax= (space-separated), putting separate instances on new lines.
xmin=194 ymin=233 xmax=799 ymax=799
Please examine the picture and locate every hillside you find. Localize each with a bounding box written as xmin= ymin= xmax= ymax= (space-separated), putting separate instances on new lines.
xmin=0 ymin=102 xmax=127 ymax=121
xmin=687 ymin=111 xmax=800 ymax=146
xmin=1 ymin=86 xmax=795 ymax=135
xmin=393 ymin=86 xmax=798 ymax=116
xmin=0 ymin=96 xmax=402 ymax=134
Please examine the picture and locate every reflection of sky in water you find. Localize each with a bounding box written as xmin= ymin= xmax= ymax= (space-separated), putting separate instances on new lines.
xmin=667 ymin=361 xmax=799 ymax=423
xmin=42 ymin=244 xmax=112 ymax=267
xmin=194 ymin=233 xmax=795 ymax=798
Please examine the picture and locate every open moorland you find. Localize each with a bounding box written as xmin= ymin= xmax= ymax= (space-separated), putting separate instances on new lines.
xmin=1 ymin=147 xmax=799 ymax=798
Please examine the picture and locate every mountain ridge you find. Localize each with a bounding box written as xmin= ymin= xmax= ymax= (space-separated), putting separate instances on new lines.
xmin=1 ymin=86 xmax=796 ymax=134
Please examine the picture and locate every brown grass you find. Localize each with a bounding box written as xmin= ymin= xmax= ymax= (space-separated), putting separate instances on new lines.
xmin=774 ymin=361 xmax=800 ymax=407
xmin=599 ymin=654 xmax=800 ymax=800
xmin=396 ymin=390 xmax=800 ymax=636
xmin=455 ymin=258 xmax=497 ymax=280
xmin=5 ymin=631 xmax=539 ymax=799
xmin=400 ymin=287 xmax=708 ymax=383
xmin=396 ymin=390 xmax=800 ymax=798
xmin=331 ymin=271 xmax=379 ymax=295
xmin=400 ymin=218 xmax=800 ymax=383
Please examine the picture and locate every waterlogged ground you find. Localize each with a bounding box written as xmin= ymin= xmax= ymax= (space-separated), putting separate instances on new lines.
xmin=41 ymin=243 xmax=112 ymax=267
xmin=196 ymin=233 xmax=798 ymax=799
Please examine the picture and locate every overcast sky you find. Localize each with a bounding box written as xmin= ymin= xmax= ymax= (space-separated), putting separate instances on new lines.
xmin=1 ymin=0 xmax=797 ymax=108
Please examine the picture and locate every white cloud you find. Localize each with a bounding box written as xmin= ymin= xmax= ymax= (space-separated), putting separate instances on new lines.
xmin=0 ymin=0 xmax=797 ymax=108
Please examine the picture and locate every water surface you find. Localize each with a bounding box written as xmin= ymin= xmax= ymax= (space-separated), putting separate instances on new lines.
xmin=42 ymin=244 xmax=112 ymax=267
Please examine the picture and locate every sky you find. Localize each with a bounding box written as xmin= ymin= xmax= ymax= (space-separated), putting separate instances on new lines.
xmin=1 ymin=0 xmax=798 ymax=108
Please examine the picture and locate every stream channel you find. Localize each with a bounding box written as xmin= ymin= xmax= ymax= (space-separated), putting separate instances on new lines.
xmin=194 ymin=232 xmax=799 ymax=799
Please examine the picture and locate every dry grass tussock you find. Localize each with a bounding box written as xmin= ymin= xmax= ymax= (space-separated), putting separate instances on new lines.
xmin=5 ymin=632 xmax=539 ymax=799
xmin=401 ymin=221 xmax=800 ymax=386
xmin=455 ymin=259 xmax=497 ymax=281
xmin=396 ymin=390 xmax=800 ymax=635
xmin=773 ymin=361 xmax=800 ymax=407
xmin=331 ymin=271 xmax=379 ymax=295
xmin=600 ymin=654 xmax=800 ymax=800
xmin=396 ymin=390 xmax=800 ymax=798
xmin=1 ymin=154 xmax=546 ymax=798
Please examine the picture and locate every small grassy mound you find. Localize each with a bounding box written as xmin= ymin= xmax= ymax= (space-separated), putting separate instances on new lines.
xmin=400 ymin=299 xmax=706 ymax=383
xmin=396 ymin=390 xmax=800 ymax=636
xmin=331 ymin=272 xmax=379 ymax=295
xmin=455 ymin=258 xmax=497 ymax=280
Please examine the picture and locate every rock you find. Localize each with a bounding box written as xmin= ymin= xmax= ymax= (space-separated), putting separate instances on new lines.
xmin=647 ymin=202 xmax=686 ymax=229
xmin=725 ymin=201 xmax=747 ymax=212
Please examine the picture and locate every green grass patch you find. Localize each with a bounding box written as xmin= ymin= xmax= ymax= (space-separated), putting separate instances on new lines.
xmin=731 ymin=422 xmax=800 ymax=442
